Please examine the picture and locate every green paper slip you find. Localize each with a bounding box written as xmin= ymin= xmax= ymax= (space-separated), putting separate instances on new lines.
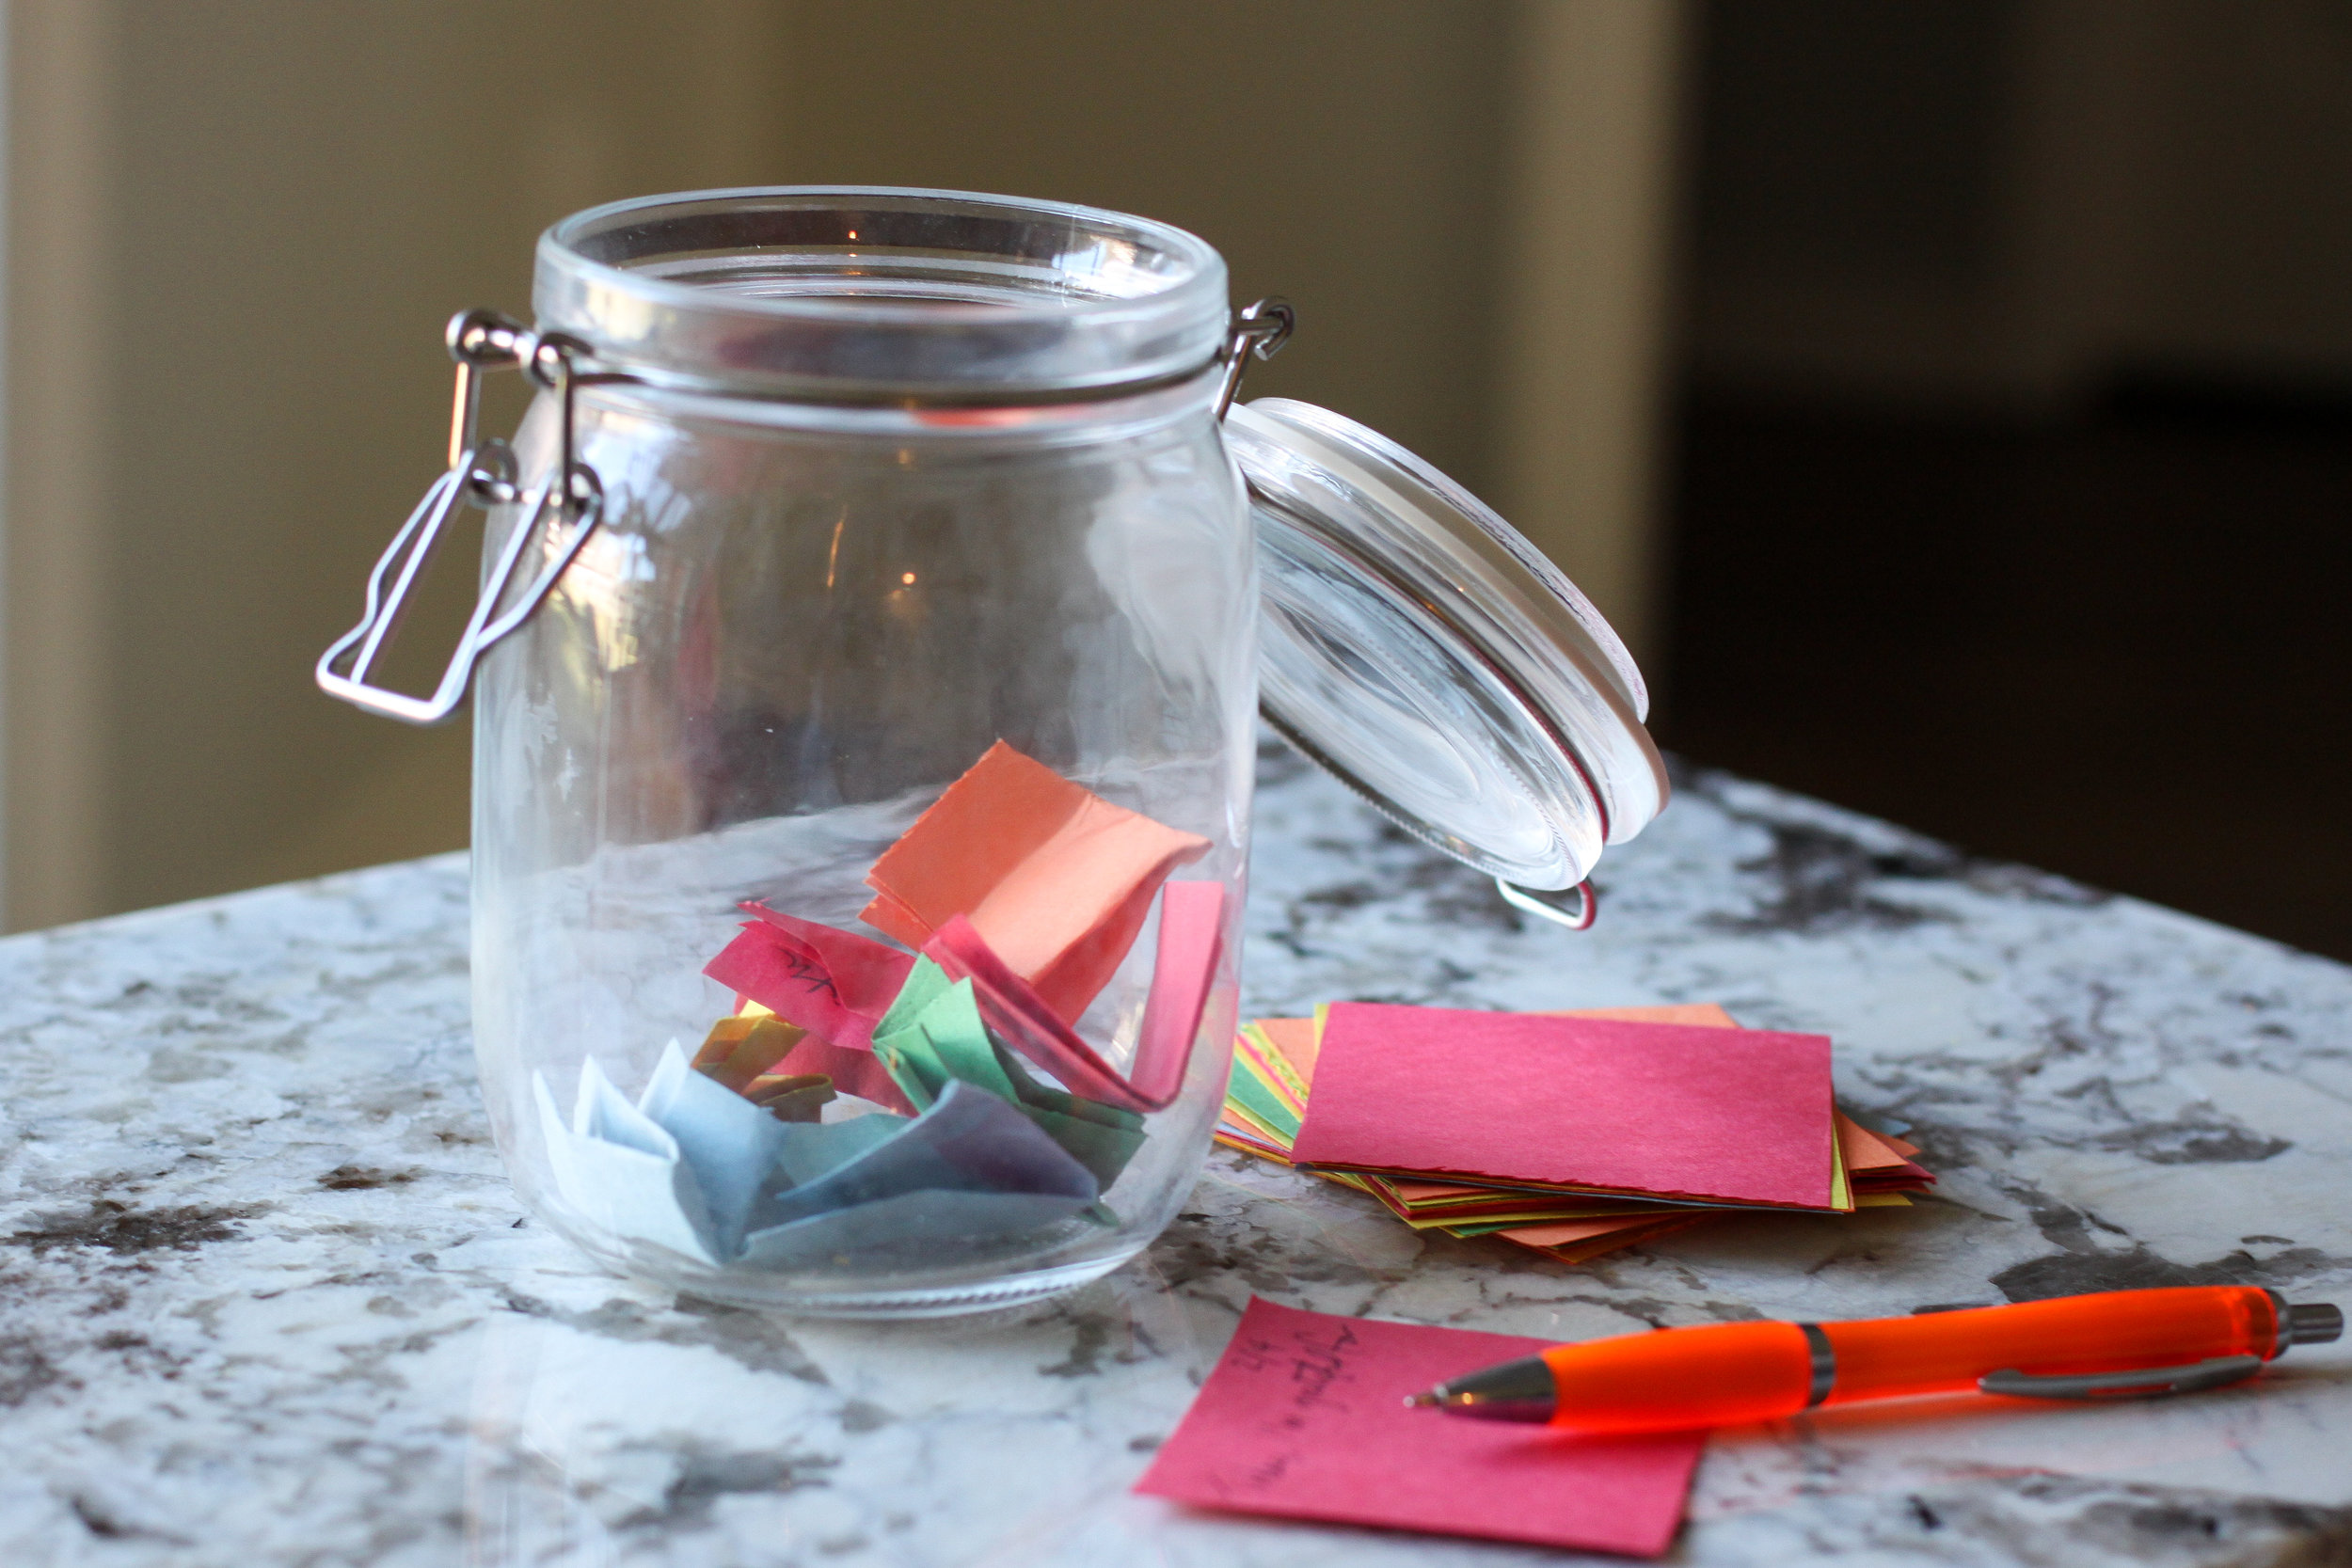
xmin=872 ymin=957 xmax=1147 ymax=1187
xmin=995 ymin=1042 xmax=1145 ymax=1132
xmin=1224 ymin=1053 xmax=1302 ymax=1142
xmin=875 ymin=1028 xmax=945 ymax=1112
xmin=993 ymin=1043 xmax=1146 ymax=1187
xmin=1021 ymin=1102 xmax=1147 ymax=1189
xmin=874 ymin=967 xmax=1018 ymax=1109
xmin=876 ymin=955 xmax=955 ymax=1037
xmin=917 ymin=986 xmax=1021 ymax=1099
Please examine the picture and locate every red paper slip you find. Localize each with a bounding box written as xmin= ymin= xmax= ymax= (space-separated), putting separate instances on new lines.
xmin=1292 ymin=1004 xmax=1836 ymax=1210
xmin=701 ymin=908 xmax=920 ymax=1111
xmin=923 ymin=880 xmax=1224 ymax=1115
xmin=1134 ymin=1298 xmax=1704 ymax=1558
xmin=704 ymin=904 xmax=914 ymax=1053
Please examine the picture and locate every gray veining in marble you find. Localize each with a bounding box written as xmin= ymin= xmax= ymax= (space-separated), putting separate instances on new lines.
xmin=1 ymin=739 xmax=2347 ymax=1566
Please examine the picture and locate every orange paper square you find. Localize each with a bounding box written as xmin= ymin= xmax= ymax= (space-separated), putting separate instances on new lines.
xmin=863 ymin=740 xmax=1209 ymax=1021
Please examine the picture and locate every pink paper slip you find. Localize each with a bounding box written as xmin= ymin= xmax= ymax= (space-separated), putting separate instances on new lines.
xmin=1134 ymin=1298 xmax=1704 ymax=1558
xmin=861 ymin=741 xmax=1210 ymax=1021
xmin=1291 ymin=1003 xmax=1836 ymax=1210
xmin=1135 ymin=880 xmax=1224 ymax=1085
xmin=924 ymin=884 xmax=1223 ymax=1115
xmin=703 ymin=905 xmax=914 ymax=1053
xmin=700 ymin=907 xmax=921 ymax=1113
xmin=767 ymin=1031 xmax=915 ymax=1117
xmin=1262 ymin=1004 xmax=1737 ymax=1095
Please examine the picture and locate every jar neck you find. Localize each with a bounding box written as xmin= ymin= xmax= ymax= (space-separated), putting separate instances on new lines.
xmin=534 ymin=187 xmax=1231 ymax=408
xmin=572 ymin=360 xmax=1228 ymax=444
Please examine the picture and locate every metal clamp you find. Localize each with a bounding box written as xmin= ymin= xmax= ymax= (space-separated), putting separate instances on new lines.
xmin=1496 ymin=878 xmax=1599 ymax=931
xmin=315 ymin=309 xmax=605 ymax=724
xmin=1978 ymin=1355 xmax=2264 ymax=1401
xmin=1215 ymin=296 xmax=1297 ymax=419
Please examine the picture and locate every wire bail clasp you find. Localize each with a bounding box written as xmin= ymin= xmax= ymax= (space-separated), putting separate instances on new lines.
xmin=315 ymin=309 xmax=606 ymax=725
xmin=1496 ymin=879 xmax=1599 ymax=932
xmin=1215 ymin=296 xmax=1296 ymax=419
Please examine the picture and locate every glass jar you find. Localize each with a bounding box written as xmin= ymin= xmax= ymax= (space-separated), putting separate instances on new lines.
xmin=319 ymin=187 xmax=1666 ymax=1318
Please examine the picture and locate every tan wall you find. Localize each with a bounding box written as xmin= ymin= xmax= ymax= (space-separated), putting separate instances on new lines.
xmin=4 ymin=0 xmax=1685 ymax=927
xmin=5 ymin=0 xmax=788 ymax=927
xmin=1490 ymin=0 xmax=1686 ymax=663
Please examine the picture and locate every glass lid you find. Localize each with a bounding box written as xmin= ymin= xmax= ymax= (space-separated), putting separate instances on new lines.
xmin=1227 ymin=398 xmax=1669 ymax=893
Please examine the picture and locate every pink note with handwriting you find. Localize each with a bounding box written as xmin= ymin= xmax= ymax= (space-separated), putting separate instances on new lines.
xmin=704 ymin=904 xmax=914 ymax=1053
xmin=1135 ymin=1298 xmax=1704 ymax=1558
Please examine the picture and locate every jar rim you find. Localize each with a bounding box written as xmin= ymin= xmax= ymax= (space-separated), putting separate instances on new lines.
xmin=534 ymin=186 xmax=1232 ymax=404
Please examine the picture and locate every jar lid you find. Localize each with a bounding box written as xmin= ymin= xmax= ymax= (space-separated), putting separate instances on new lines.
xmin=1227 ymin=398 xmax=1668 ymax=892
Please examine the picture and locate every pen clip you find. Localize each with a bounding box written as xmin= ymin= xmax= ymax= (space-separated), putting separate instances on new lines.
xmin=1978 ymin=1354 xmax=2264 ymax=1402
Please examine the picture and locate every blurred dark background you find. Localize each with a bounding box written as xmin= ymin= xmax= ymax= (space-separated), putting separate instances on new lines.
xmin=1665 ymin=0 xmax=2352 ymax=956
xmin=8 ymin=0 xmax=2351 ymax=959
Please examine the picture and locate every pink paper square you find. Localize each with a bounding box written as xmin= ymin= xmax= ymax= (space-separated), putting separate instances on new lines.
xmin=1135 ymin=1298 xmax=1704 ymax=1557
xmin=1291 ymin=1004 xmax=1836 ymax=1209
xmin=703 ymin=905 xmax=915 ymax=1053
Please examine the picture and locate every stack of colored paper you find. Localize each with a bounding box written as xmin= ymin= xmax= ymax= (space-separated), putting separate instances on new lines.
xmin=1218 ymin=1001 xmax=1931 ymax=1265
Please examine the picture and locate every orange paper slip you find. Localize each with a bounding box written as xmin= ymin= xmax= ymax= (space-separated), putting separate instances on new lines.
xmin=863 ymin=740 xmax=1210 ymax=1021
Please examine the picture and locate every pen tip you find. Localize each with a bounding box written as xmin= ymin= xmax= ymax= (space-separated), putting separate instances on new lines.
xmin=1404 ymin=1391 xmax=1440 ymax=1409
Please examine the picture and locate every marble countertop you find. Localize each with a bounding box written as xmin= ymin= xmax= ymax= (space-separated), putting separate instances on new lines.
xmin=3 ymin=741 xmax=2348 ymax=1567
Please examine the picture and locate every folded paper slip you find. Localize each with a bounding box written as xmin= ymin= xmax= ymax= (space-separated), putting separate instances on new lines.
xmin=1293 ymin=1003 xmax=1839 ymax=1211
xmin=923 ymin=879 xmax=1225 ymax=1115
xmin=869 ymin=958 xmax=1146 ymax=1191
xmin=746 ymin=1078 xmax=1099 ymax=1249
xmin=1134 ymin=1298 xmax=1705 ymax=1558
xmin=707 ymin=904 xmax=915 ymax=1053
xmin=702 ymin=907 xmax=918 ymax=1114
xmin=691 ymin=1015 xmax=846 ymax=1122
xmin=862 ymin=740 xmax=1211 ymax=1022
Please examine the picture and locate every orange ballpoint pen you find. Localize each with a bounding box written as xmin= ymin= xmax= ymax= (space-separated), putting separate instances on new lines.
xmin=1409 ymin=1286 xmax=2342 ymax=1433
